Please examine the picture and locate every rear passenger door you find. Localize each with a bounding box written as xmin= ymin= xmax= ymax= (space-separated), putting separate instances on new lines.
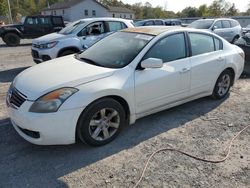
xmin=221 ymin=20 xmax=233 ymax=42
xmin=188 ymin=32 xmax=225 ymax=95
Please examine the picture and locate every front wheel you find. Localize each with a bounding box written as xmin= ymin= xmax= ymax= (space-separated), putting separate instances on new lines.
xmin=77 ymin=98 xmax=126 ymax=146
xmin=212 ymin=70 xmax=233 ymax=99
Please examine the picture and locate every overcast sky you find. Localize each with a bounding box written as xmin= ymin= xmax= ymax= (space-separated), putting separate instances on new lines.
xmin=122 ymin=0 xmax=248 ymax=12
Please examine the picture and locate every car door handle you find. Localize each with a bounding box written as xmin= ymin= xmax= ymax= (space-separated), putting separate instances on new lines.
xmin=179 ymin=67 xmax=190 ymax=74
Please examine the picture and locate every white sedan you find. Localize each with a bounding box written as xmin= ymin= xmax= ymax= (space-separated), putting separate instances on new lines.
xmin=7 ymin=26 xmax=244 ymax=146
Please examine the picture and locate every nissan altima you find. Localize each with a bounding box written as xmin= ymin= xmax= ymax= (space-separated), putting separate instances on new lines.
xmin=7 ymin=26 xmax=244 ymax=146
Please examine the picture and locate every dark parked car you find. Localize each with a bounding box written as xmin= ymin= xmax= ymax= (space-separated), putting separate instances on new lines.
xmin=164 ymin=19 xmax=182 ymax=26
xmin=134 ymin=19 xmax=165 ymax=26
xmin=234 ymin=33 xmax=250 ymax=74
xmin=0 ymin=15 xmax=65 ymax=46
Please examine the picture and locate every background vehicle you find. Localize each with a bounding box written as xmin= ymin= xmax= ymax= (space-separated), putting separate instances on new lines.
xmin=8 ymin=27 xmax=244 ymax=146
xmin=164 ymin=19 xmax=182 ymax=26
xmin=0 ymin=15 xmax=65 ymax=46
xmin=242 ymin=24 xmax=250 ymax=35
xmin=134 ymin=19 xmax=165 ymax=26
xmin=31 ymin=17 xmax=134 ymax=63
xmin=234 ymin=33 xmax=250 ymax=74
xmin=188 ymin=18 xmax=242 ymax=43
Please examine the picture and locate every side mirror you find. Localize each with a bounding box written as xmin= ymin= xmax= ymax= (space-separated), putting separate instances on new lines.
xmin=141 ymin=58 xmax=163 ymax=69
xmin=212 ymin=25 xmax=218 ymax=31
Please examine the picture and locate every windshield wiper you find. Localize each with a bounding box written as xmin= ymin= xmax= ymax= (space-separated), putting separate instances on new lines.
xmin=77 ymin=55 xmax=102 ymax=67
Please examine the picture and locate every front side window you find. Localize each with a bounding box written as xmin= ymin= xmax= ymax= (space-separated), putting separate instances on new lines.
xmin=143 ymin=33 xmax=186 ymax=63
xmin=214 ymin=21 xmax=222 ymax=29
xmin=222 ymin=20 xmax=231 ymax=28
xmin=26 ymin=17 xmax=39 ymax=25
xmin=77 ymin=32 xmax=153 ymax=68
xmin=107 ymin=21 xmax=126 ymax=32
xmin=188 ymin=20 xmax=214 ymax=29
xmin=40 ymin=17 xmax=51 ymax=24
xmin=155 ymin=20 xmax=163 ymax=25
xmin=78 ymin=22 xmax=105 ymax=36
xmin=189 ymin=33 xmax=214 ymax=56
xmin=52 ymin=17 xmax=63 ymax=25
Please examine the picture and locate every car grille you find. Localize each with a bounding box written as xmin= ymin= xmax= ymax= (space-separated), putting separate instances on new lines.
xmin=8 ymin=87 xmax=27 ymax=108
xmin=32 ymin=50 xmax=39 ymax=58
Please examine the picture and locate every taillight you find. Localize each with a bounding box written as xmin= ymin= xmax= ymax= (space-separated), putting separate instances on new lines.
xmin=239 ymin=51 xmax=245 ymax=59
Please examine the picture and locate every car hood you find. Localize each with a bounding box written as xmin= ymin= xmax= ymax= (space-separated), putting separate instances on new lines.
xmin=13 ymin=55 xmax=116 ymax=100
xmin=32 ymin=32 xmax=67 ymax=44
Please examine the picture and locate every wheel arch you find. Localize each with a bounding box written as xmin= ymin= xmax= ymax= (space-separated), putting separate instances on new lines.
xmin=75 ymin=95 xmax=131 ymax=142
xmin=224 ymin=67 xmax=235 ymax=86
xmin=57 ymin=46 xmax=80 ymax=57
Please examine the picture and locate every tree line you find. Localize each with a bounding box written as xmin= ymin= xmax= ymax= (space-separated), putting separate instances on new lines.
xmin=0 ymin=0 xmax=250 ymax=23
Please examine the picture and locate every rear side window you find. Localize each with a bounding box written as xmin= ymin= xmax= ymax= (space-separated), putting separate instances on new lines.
xmin=144 ymin=21 xmax=154 ymax=26
xmin=222 ymin=20 xmax=231 ymax=28
xmin=52 ymin=17 xmax=63 ymax=25
xmin=107 ymin=21 xmax=127 ymax=32
xmin=143 ymin=33 xmax=186 ymax=63
xmin=154 ymin=20 xmax=164 ymax=25
xmin=189 ymin=33 xmax=214 ymax=56
xmin=230 ymin=20 xmax=239 ymax=27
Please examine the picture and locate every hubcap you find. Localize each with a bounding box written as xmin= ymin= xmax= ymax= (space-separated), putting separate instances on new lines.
xmin=89 ymin=108 xmax=120 ymax=141
xmin=217 ymin=74 xmax=230 ymax=96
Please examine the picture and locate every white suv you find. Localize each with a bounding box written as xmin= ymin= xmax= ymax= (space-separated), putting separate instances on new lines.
xmin=31 ymin=17 xmax=134 ymax=63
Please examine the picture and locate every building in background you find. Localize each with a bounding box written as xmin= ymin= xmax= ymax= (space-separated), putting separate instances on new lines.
xmin=41 ymin=0 xmax=134 ymax=22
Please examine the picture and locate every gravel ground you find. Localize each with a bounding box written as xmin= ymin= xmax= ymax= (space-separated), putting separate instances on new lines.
xmin=0 ymin=39 xmax=249 ymax=188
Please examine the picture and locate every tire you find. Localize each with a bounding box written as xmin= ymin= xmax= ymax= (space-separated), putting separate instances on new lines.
xmin=232 ymin=36 xmax=239 ymax=44
xmin=212 ymin=70 xmax=233 ymax=99
xmin=58 ymin=50 xmax=76 ymax=57
xmin=76 ymin=98 xmax=126 ymax=146
xmin=3 ymin=33 xmax=20 ymax=46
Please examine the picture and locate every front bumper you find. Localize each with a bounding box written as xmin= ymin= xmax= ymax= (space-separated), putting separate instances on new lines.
xmin=8 ymin=100 xmax=84 ymax=145
xmin=31 ymin=46 xmax=59 ymax=63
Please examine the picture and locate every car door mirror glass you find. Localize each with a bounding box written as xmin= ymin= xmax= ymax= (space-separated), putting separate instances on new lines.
xmin=141 ymin=58 xmax=163 ymax=69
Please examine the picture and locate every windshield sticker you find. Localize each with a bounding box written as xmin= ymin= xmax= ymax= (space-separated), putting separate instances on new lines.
xmin=135 ymin=34 xmax=153 ymax=41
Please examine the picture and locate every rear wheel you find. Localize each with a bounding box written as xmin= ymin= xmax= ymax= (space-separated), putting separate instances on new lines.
xmin=3 ymin=33 xmax=20 ymax=46
xmin=212 ymin=70 xmax=233 ymax=99
xmin=77 ymin=98 xmax=126 ymax=146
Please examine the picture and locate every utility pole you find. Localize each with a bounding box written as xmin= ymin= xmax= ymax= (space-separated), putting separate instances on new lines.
xmin=7 ymin=0 xmax=13 ymax=24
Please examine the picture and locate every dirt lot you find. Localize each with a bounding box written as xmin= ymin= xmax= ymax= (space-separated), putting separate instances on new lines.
xmin=0 ymin=39 xmax=249 ymax=188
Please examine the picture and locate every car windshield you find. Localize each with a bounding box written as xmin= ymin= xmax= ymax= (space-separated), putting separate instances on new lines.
xmin=59 ymin=21 xmax=85 ymax=35
xmin=77 ymin=32 xmax=153 ymax=68
xmin=189 ymin=20 xmax=214 ymax=29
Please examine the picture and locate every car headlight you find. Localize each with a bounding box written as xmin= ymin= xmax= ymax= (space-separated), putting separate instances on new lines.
xmin=40 ymin=41 xmax=58 ymax=49
xmin=29 ymin=87 xmax=78 ymax=113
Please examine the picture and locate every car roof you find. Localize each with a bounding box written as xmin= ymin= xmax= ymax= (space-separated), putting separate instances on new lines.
xmin=122 ymin=26 xmax=185 ymax=36
xmin=76 ymin=17 xmax=131 ymax=22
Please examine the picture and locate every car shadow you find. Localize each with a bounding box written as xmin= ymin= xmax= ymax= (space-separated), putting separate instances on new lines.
xmin=0 ymin=43 xmax=32 ymax=48
xmin=0 ymin=66 xmax=30 ymax=83
xmin=0 ymin=95 xmax=227 ymax=187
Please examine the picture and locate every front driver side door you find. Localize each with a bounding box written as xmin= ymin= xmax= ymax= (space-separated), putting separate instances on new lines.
xmin=135 ymin=33 xmax=191 ymax=114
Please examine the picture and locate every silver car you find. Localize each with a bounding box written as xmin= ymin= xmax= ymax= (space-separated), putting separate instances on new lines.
xmin=189 ymin=18 xmax=242 ymax=43
xmin=31 ymin=18 xmax=134 ymax=63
